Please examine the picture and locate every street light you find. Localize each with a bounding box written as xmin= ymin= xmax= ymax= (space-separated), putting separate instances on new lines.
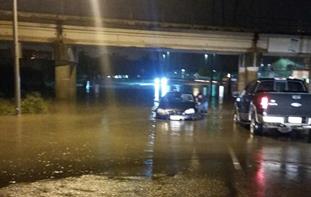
xmin=204 ymin=53 xmax=208 ymax=60
xmin=13 ymin=0 xmax=21 ymax=115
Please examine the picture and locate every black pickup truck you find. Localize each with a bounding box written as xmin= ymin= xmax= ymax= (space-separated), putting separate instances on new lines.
xmin=234 ymin=78 xmax=311 ymax=138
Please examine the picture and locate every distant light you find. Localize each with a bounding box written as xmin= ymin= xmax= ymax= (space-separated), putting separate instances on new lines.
xmin=268 ymin=64 xmax=272 ymax=67
xmin=260 ymin=64 xmax=264 ymax=67
xmin=195 ymin=79 xmax=209 ymax=83
xmin=107 ymin=75 xmax=111 ymax=78
xmin=193 ymin=87 xmax=200 ymax=96
xmin=166 ymin=51 xmax=170 ymax=56
xmin=86 ymin=81 xmax=91 ymax=93
xmin=204 ymin=54 xmax=208 ymax=60
xmin=174 ymin=71 xmax=178 ymax=75
xmin=213 ymin=70 xmax=216 ymax=73
xmin=162 ymin=54 xmax=166 ymax=59
xmin=227 ymin=73 xmax=231 ymax=78
xmin=219 ymin=85 xmax=224 ymax=98
xmin=181 ymin=69 xmax=186 ymax=73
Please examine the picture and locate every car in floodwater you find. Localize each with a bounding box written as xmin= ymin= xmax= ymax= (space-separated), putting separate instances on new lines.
xmin=154 ymin=92 xmax=202 ymax=121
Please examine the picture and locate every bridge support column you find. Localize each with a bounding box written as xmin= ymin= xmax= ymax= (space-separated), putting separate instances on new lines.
xmin=54 ymin=43 xmax=76 ymax=100
xmin=238 ymin=52 xmax=261 ymax=91
xmin=238 ymin=54 xmax=246 ymax=92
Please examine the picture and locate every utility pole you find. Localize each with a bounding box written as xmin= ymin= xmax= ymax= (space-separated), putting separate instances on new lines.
xmin=13 ymin=0 xmax=21 ymax=115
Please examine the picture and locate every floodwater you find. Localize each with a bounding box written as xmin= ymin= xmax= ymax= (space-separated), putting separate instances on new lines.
xmin=1 ymin=81 xmax=311 ymax=196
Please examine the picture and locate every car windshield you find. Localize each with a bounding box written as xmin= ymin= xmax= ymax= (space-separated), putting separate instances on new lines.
xmin=257 ymin=80 xmax=307 ymax=93
xmin=161 ymin=92 xmax=194 ymax=103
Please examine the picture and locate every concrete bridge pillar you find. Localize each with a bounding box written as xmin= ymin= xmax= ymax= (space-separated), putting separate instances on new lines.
xmin=54 ymin=43 xmax=76 ymax=100
xmin=237 ymin=54 xmax=246 ymax=92
xmin=238 ymin=52 xmax=261 ymax=91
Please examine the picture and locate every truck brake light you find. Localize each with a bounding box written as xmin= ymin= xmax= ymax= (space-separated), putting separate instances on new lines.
xmin=260 ymin=96 xmax=269 ymax=110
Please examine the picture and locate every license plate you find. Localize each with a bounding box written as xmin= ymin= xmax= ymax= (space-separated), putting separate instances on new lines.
xmin=288 ymin=117 xmax=302 ymax=124
xmin=170 ymin=115 xmax=185 ymax=121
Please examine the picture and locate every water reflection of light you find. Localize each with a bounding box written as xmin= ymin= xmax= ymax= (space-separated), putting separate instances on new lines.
xmin=170 ymin=121 xmax=183 ymax=133
xmin=144 ymin=158 xmax=153 ymax=177
xmin=255 ymin=149 xmax=265 ymax=197
xmin=169 ymin=121 xmax=194 ymax=136
xmin=143 ymin=124 xmax=156 ymax=178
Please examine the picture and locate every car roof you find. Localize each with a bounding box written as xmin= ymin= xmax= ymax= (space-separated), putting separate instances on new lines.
xmin=257 ymin=78 xmax=304 ymax=82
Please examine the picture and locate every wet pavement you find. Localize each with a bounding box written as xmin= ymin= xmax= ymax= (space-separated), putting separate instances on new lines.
xmin=0 ymin=82 xmax=311 ymax=196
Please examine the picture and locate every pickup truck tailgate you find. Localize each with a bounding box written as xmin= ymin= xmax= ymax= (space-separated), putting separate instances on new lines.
xmin=263 ymin=93 xmax=311 ymax=117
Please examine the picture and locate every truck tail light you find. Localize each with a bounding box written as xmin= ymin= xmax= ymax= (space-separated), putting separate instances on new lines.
xmin=260 ymin=96 xmax=269 ymax=110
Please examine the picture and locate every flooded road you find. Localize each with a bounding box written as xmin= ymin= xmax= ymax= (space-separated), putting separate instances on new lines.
xmin=1 ymin=82 xmax=311 ymax=196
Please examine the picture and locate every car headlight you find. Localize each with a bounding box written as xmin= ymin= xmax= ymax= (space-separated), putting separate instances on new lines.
xmin=157 ymin=108 xmax=169 ymax=115
xmin=184 ymin=108 xmax=195 ymax=115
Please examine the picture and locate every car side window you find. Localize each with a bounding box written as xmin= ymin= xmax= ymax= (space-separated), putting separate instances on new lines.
xmin=256 ymin=81 xmax=274 ymax=92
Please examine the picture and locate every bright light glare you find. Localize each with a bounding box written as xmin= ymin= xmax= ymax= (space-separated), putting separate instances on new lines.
xmin=154 ymin=78 xmax=160 ymax=101
xmin=155 ymin=77 xmax=170 ymax=99
xmin=161 ymin=77 xmax=169 ymax=97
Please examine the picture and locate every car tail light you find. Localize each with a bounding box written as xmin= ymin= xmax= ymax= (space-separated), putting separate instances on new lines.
xmin=260 ymin=96 xmax=269 ymax=110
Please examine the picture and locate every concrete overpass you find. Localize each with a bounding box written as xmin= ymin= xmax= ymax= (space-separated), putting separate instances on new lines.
xmin=1 ymin=12 xmax=311 ymax=54
xmin=1 ymin=11 xmax=311 ymax=99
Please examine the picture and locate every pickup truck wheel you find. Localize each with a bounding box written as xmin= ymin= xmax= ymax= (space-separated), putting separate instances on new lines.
xmin=250 ymin=117 xmax=263 ymax=135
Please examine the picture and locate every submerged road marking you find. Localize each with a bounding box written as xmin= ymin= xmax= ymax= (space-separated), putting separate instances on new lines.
xmin=228 ymin=146 xmax=242 ymax=171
